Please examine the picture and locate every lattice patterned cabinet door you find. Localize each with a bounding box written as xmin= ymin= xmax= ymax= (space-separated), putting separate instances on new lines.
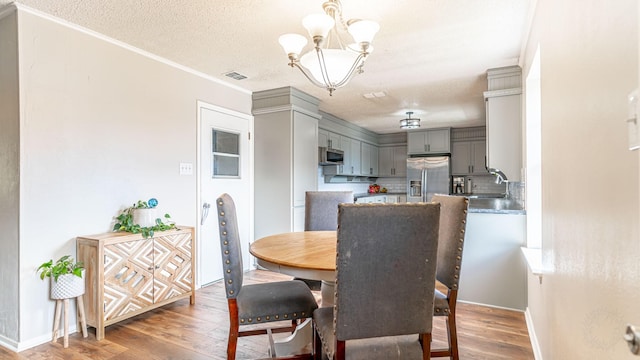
xmin=153 ymin=232 xmax=193 ymax=302
xmin=104 ymin=239 xmax=154 ymax=321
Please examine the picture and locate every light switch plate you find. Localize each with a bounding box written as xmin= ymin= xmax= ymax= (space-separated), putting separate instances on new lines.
xmin=179 ymin=162 xmax=193 ymax=175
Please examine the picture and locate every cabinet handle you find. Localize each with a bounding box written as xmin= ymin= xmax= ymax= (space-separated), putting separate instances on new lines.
xmin=392 ymin=168 xmax=395 ymax=175
xmin=370 ymin=168 xmax=372 ymax=175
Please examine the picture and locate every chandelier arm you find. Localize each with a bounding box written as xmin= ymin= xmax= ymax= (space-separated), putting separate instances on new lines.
xmin=315 ymin=48 xmax=335 ymax=88
xmin=290 ymin=62 xmax=330 ymax=89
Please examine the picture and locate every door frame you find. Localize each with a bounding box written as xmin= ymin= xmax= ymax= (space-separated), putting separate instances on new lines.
xmin=195 ymin=100 xmax=254 ymax=289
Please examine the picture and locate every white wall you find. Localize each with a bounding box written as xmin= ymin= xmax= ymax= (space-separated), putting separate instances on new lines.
xmin=522 ymin=1 xmax=639 ymax=358
xmin=4 ymin=6 xmax=252 ymax=349
xmin=0 ymin=9 xmax=20 ymax=346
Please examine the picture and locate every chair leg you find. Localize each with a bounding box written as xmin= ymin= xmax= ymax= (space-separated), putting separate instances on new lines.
xmin=313 ymin=324 xmax=322 ymax=360
xmin=422 ymin=332 xmax=432 ymax=360
xmin=227 ymin=299 xmax=240 ymax=360
xmin=335 ymin=340 xmax=345 ymax=360
xmin=446 ymin=311 xmax=459 ymax=360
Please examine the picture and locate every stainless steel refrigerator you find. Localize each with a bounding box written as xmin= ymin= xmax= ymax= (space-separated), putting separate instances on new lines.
xmin=407 ymin=156 xmax=451 ymax=202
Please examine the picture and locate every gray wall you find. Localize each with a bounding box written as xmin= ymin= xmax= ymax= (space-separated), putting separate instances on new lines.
xmin=1 ymin=5 xmax=252 ymax=349
xmin=0 ymin=9 xmax=20 ymax=346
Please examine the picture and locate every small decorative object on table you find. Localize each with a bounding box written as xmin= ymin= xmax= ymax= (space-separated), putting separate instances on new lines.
xmin=37 ymin=255 xmax=87 ymax=348
xmin=113 ymin=198 xmax=176 ymax=238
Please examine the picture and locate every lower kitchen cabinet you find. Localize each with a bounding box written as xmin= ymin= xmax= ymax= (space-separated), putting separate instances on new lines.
xmin=77 ymin=227 xmax=195 ymax=340
xmin=458 ymin=213 xmax=525 ymax=310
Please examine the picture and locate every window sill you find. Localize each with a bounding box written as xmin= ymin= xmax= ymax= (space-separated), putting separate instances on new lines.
xmin=521 ymin=247 xmax=543 ymax=276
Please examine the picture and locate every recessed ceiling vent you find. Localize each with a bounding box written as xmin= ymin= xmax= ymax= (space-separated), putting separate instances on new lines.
xmin=223 ymin=71 xmax=247 ymax=80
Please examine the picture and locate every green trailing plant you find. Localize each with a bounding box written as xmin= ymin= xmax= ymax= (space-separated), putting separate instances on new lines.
xmin=37 ymin=255 xmax=84 ymax=281
xmin=113 ymin=198 xmax=176 ymax=238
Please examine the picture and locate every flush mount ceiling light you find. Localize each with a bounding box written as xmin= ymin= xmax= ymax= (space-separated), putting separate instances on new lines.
xmin=278 ymin=0 xmax=380 ymax=96
xmin=399 ymin=111 xmax=421 ymax=129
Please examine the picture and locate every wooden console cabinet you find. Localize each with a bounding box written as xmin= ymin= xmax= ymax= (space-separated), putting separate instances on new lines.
xmin=76 ymin=227 xmax=195 ymax=340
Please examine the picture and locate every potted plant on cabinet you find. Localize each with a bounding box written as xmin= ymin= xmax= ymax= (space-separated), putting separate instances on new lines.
xmin=37 ymin=255 xmax=85 ymax=299
xmin=113 ymin=198 xmax=176 ymax=238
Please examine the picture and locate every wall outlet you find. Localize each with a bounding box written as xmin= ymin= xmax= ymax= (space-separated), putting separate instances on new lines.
xmin=179 ymin=162 xmax=193 ymax=175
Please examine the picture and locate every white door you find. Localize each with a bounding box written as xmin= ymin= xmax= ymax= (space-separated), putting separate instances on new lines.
xmin=197 ymin=102 xmax=252 ymax=287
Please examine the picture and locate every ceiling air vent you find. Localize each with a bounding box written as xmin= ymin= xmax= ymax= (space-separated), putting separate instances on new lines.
xmin=223 ymin=71 xmax=247 ymax=80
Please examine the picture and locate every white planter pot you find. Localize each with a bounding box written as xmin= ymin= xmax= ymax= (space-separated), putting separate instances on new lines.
xmin=51 ymin=271 xmax=85 ymax=299
xmin=133 ymin=208 xmax=158 ymax=228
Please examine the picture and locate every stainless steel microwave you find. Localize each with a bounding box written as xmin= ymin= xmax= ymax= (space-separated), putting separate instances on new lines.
xmin=318 ymin=147 xmax=344 ymax=165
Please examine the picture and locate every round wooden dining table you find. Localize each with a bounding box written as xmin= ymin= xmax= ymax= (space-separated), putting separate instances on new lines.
xmin=250 ymin=231 xmax=337 ymax=356
xmin=250 ymin=231 xmax=337 ymax=305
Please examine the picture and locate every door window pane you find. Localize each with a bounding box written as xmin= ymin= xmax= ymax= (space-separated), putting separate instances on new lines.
xmin=212 ymin=129 xmax=240 ymax=178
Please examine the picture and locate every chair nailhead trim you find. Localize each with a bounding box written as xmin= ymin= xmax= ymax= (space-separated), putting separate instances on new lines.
xmin=266 ymin=316 xmax=270 ymax=320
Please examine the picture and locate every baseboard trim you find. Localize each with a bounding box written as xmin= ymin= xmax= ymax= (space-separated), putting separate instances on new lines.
xmin=0 ymin=325 xmax=79 ymax=353
xmin=525 ymin=307 xmax=543 ymax=360
xmin=458 ymin=299 xmax=525 ymax=313
xmin=0 ymin=333 xmax=19 ymax=353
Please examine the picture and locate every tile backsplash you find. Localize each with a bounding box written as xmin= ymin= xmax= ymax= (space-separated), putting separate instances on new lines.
xmin=318 ymin=167 xmax=525 ymax=202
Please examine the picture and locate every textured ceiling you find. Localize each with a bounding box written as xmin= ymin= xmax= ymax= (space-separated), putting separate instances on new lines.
xmin=1 ymin=0 xmax=532 ymax=134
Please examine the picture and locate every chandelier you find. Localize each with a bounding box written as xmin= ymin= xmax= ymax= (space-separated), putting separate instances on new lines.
xmin=399 ymin=112 xmax=421 ymax=129
xmin=278 ymin=0 xmax=380 ymax=96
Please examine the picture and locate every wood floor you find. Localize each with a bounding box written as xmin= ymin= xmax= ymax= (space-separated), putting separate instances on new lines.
xmin=1 ymin=270 xmax=534 ymax=359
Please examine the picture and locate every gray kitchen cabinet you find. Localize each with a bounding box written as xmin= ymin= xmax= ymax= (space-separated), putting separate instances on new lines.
xmin=337 ymin=137 xmax=361 ymax=175
xmin=317 ymin=128 xmax=343 ymax=150
xmin=485 ymin=93 xmax=522 ymax=181
xmin=407 ymin=128 xmax=451 ymax=154
xmin=253 ymin=88 xmax=319 ymax=239
xmin=329 ymin=132 xmax=342 ymax=150
xmin=451 ymin=140 xmax=487 ymax=175
xmin=360 ymin=142 xmax=378 ymax=176
xmin=484 ymin=66 xmax=522 ymax=181
xmin=349 ymin=138 xmax=361 ymax=175
xmin=378 ymin=145 xmax=407 ymax=177
xmin=318 ymin=129 xmax=329 ymax=148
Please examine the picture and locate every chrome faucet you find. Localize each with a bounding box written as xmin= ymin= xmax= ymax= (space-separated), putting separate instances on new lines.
xmin=488 ymin=168 xmax=508 ymax=184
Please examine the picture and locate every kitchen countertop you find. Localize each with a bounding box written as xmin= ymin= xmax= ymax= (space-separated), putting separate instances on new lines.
xmin=354 ymin=192 xmax=406 ymax=198
xmin=354 ymin=192 xmax=525 ymax=214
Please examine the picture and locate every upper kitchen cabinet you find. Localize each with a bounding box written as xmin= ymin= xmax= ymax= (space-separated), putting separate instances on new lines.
xmin=407 ymin=128 xmax=451 ymax=155
xmin=253 ymin=87 xmax=320 ymax=238
xmin=378 ymin=145 xmax=407 ymax=177
xmin=484 ymin=66 xmax=522 ymax=182
xmin=318 ymin=128 xmax=343 ymax=150
xmin=318 ymin=128 xmax=329 ymax=148
xmin=360 ymin=142 xmax=379 ymax=176
xmin=451 ymin=127 xmax=488 ymax=176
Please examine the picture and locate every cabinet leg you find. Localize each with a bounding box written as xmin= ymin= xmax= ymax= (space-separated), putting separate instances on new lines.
xmin=77 ymin=295 xmax=88 ymax=338
xmin=63 ymin=298 xmax=69 ymax=348
xmin=52 ymin=300 xmax=62 ymax=343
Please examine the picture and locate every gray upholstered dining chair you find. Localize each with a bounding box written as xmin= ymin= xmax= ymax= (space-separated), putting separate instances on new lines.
xmin=298 ymin=191 xmax=354 ymax=291
xmin=313 ymin=202 xmax=441 ymax=360
xmin=305 ymin=191 xmax=354 ymax=231
xmin=430 ymin=194 xmax=469 ymax=360
xmin=216 ymin=193 xmax=319 ymax=360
